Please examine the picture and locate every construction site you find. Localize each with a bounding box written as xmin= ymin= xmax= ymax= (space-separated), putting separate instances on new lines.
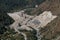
xmin=0 ymin=0 xmax=60 ymax=40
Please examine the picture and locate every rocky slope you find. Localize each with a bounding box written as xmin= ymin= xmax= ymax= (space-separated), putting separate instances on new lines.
xmin=33 ymin=0 xmax=60 ymax=40
xmin=0 ymin=0 xmax=60 ymax=40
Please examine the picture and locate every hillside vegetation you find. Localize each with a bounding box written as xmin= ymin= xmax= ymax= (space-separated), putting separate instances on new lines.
xmin=0 ymin=0 xmax=60 ymax=40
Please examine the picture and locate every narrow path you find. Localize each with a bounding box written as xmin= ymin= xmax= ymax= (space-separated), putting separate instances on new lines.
xmin=36 ymin=30 xmax=41 ymax=40
xmin=20 ymin=32 xmax=27 ymax=40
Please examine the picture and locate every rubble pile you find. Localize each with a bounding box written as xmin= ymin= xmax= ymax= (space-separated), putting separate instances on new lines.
xmin=7 ymin=10 xmax=57 ymax=40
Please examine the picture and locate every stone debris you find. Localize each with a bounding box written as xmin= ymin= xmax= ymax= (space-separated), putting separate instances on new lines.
xmin=7 ymin=10 xmax=57 ymax=40
xmin=18 ymin=25 xmax=32 ymax=31
xmin=27 ymin=11 xmax=57 ymax=30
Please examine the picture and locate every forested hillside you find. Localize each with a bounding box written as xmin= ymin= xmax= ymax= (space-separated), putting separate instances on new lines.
xmin=0 ymin=0 xmax=45 ymax=34
xmin=0 ymin=0 xmax=45 ymax=13
xmin=0 ymin=0 xmax=45 ymax=40
xmin=1 ymin=0 xmax=60 ymax=40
